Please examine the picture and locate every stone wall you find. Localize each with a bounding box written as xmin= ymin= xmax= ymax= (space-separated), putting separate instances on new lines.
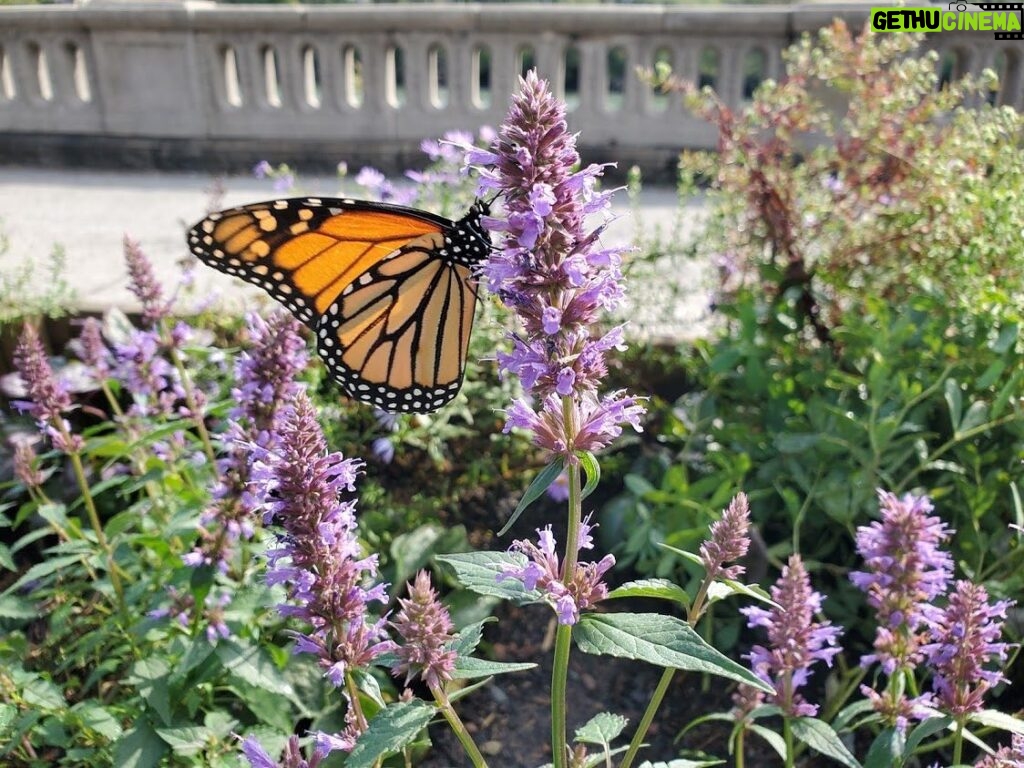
xmin=0 ymin=2 xmax=1020 ymax=175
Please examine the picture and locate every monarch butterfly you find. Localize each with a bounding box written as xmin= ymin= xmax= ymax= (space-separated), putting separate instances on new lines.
xmin=187 ymin=197 xmax=491 ymax=413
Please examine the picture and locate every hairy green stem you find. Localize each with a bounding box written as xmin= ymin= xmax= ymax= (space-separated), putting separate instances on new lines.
xmin=67 ymin=442 xmax=125 ymax=614
xmin=552 ymin=396 xmax=583 ymax=768
xmin=618 ymin=667 xmax=675 ymax=768
xmin=783 ymin=716 xmax=795 ymax=768
xmin=433 ymin=684 xmax=489 ymax=768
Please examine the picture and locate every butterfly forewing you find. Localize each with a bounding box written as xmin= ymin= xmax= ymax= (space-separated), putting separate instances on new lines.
xmin=187 ymin=197 xmax=491 ymax=413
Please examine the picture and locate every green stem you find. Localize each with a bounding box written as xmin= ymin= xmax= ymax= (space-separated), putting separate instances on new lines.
xmin=783 ymin=717 xmax=795 ymax=768
xmin=735 ymin=725 xmax=746 ymax=768
xmin=161 ymin=322 xmax=218 ymax=470
xmin=551 ymin=623 xmax=573 ymax=768
xmin=618 ymin=668 xmax=675 ymax=768
xmin=552 ymin=396 xmax=583 ymax=768
xmin=67 ymin=443 xmax=126 ymax=615
xmin=433 ymin=684 xmax=489 ymax=768
xmin=952 ymin=719 xmax=964 ymax=766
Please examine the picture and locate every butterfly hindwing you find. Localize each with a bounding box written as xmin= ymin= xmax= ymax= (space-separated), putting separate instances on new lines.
xmin=316 ymin=241 xmax=479 ymax=413
xmin=187 ymin=197 xmax=491 ymax=413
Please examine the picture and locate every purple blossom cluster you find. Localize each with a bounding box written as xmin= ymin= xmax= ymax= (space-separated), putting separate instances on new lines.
xmin=849 ymin=490 xmax=1016 ymax=727
xmin=390 ymin=570 xmax=458 ymax=690
xmin=246 ymin=391 xmax=393 ymax=756
xmin=922 ymin=580 xmax=1014 ymax=719
xmin=699 ymin=492 xmax=751 ymax=582
xmin=12 ymin=324 xmax=84 ymax=454
xmin=463 ymin=71 xmax=644 ymax=457
xmin=850 ymin=490 xmax=954 ymax=673
xmin=849 ymin=490 xmax=955 ymax=729
xmin=498 ymin=516 xmax=615 ymax=625
xmin=739 ymin=554 xmax=843 ymax=717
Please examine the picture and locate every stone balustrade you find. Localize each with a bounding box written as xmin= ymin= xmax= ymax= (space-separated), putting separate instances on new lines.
xmin=0 ymin=2 xmax=1020 ymax=174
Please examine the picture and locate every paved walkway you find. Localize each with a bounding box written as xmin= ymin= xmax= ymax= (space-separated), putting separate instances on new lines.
xmin=0 ymin=168 xmax=709 ymax=338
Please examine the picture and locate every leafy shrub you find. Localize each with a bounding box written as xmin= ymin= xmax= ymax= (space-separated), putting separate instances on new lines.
xmin=608 ymin=22 xmax=1023 ymax=642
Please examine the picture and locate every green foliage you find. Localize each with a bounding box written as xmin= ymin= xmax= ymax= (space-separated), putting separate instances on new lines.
xmin=611 ymin=21 xmax=1024 ymax=636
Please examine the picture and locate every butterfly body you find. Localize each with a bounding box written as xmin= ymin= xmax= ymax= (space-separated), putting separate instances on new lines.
xmin=188 ymin=197 xmax=491 ymax=413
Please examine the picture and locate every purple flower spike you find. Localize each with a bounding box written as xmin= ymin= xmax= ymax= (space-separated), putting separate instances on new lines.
xmin=850 ymin=490 xmax=955 ymax=729
xmin=12 ymin=324 xmax=83 ymax=453
xmin=739 ymin=554 xmax=843 ymax=717
xmin=922 ymin=580 xmax=1014 ymax=719
xmin=851 ymin=490 xmax=954 ymax=671
xmin=464 ymin=71 xmax=643 ymax=456
xmin=123 ymin=235 xmax=170 ymax=326
xmin=699 ymin=492 xmax=751 ymax=581
xmin=390 ymin=570 xmax=458 ymax=690
xmin=248 ymin=390 xmax=394 ymax=749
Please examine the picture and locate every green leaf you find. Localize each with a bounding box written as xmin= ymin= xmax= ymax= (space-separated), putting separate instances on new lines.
xmin=74 ymin=702 xmax=124 ymax=741
xmin=903 ymin=714 xmax=951 ymax=756
xmin=129 ymin=659 xmax=172 ymax=726
xmin=957 ymin=400 xmax=989 ymax=436
xmin=215 ymin=641 xmax=295 ymax=697
xmin=968 ymin=708 xmax=1024 ymax=735
xmin=452 ymin=656 xmax=536 ymax=679
xmin=748 ymin=722 xmax=787 ymax=759
xmin=498 ymin=459 xmax=563 ymax=536
xmin=23 ymin=677 xmax=64 ymax=710
xmin=638 ymin=760 xmax=724 ymax=768
xmin=344 ymin=700 xmax=434 ymax=768
xmin=608 ymin=579 xmax=690 ymax=608
xmin=0 ymin=703 xmax=15 ymax=732
xmin=712 ymin=578 xmax=778 ymax=608
xmin=863 ymin=728 xmax=902 ymax=768
xmin=451 ymin=620 xmax=487 ymax=656
xmin=579 ymin=452 xmax=601 ymax=500
xmin=154 ymin=725 xmax=209 ymax=755
xmin=113 ymin=720 xmax=168 ymax=768
xmin=575 ymin=712 xmax=628 ymax=747
xmin=575 ymin=613 xmax=772 ymax=692
xmin=2 ymin=554 xmax=86 ymax=595
xmin=0 ymin=543 xmax=16 ymax=572
xmin=790 ymin=717 xmax=861 ymax=768
xmin=437 ymin=552 xmax=541 ymax=601
xmin=0 ymin=595 xmax=39 ymax=620
xmin=944 ymin=378 xmax=963 ymax=431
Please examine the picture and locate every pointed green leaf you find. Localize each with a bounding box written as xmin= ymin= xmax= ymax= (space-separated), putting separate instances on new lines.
xmin=113 ymin=720 xmax=168 ymax=768
xmin=575 ymin=613 xmax=772 ymax=692
xmin=863 ymin=728 xmax=902 ymax=768
xmin=344 ymin=700 xmax=434 ymax=768
xmin=748 ymin=722 xmax=787 ymax=760
xmin=957 ymin=400 xmax=989 ymax=436
xmin=904 ymin=714 xmax=952 ymax=756
xmin=790 ymin=717 xmax=861 ymax=768
xmin=608 ymin=579 xmax=690 ymax=608
xmin=575 ymin=712 xmax=628 ymax=747
xmin=154 ymin=725 xmax=209 ymax=755
xmin=452 ymin=656 xmax=536 ymax=679
xmin=638 ymin=760 xmax=724 ymax=768
xmin=713 ymin=578 xmax=778 ymax=608
xmin=968 ymin=708 xmax=1024 ymax=735
xmin=579 ymin=452 xmax=601 ymax=500
xmin=215 ymin=641 xmax=295 ymax=697
xmin=437 ymin=552 xmax=541 ymax=601
xmin=498 ymin=459 xmax=564 ymax=536
xmin=2 ymin=554 xmax=86 ymax=595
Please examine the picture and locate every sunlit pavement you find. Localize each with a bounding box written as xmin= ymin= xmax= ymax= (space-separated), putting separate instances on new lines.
xmin=0 ymin=168 xmax=709 ymax=338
